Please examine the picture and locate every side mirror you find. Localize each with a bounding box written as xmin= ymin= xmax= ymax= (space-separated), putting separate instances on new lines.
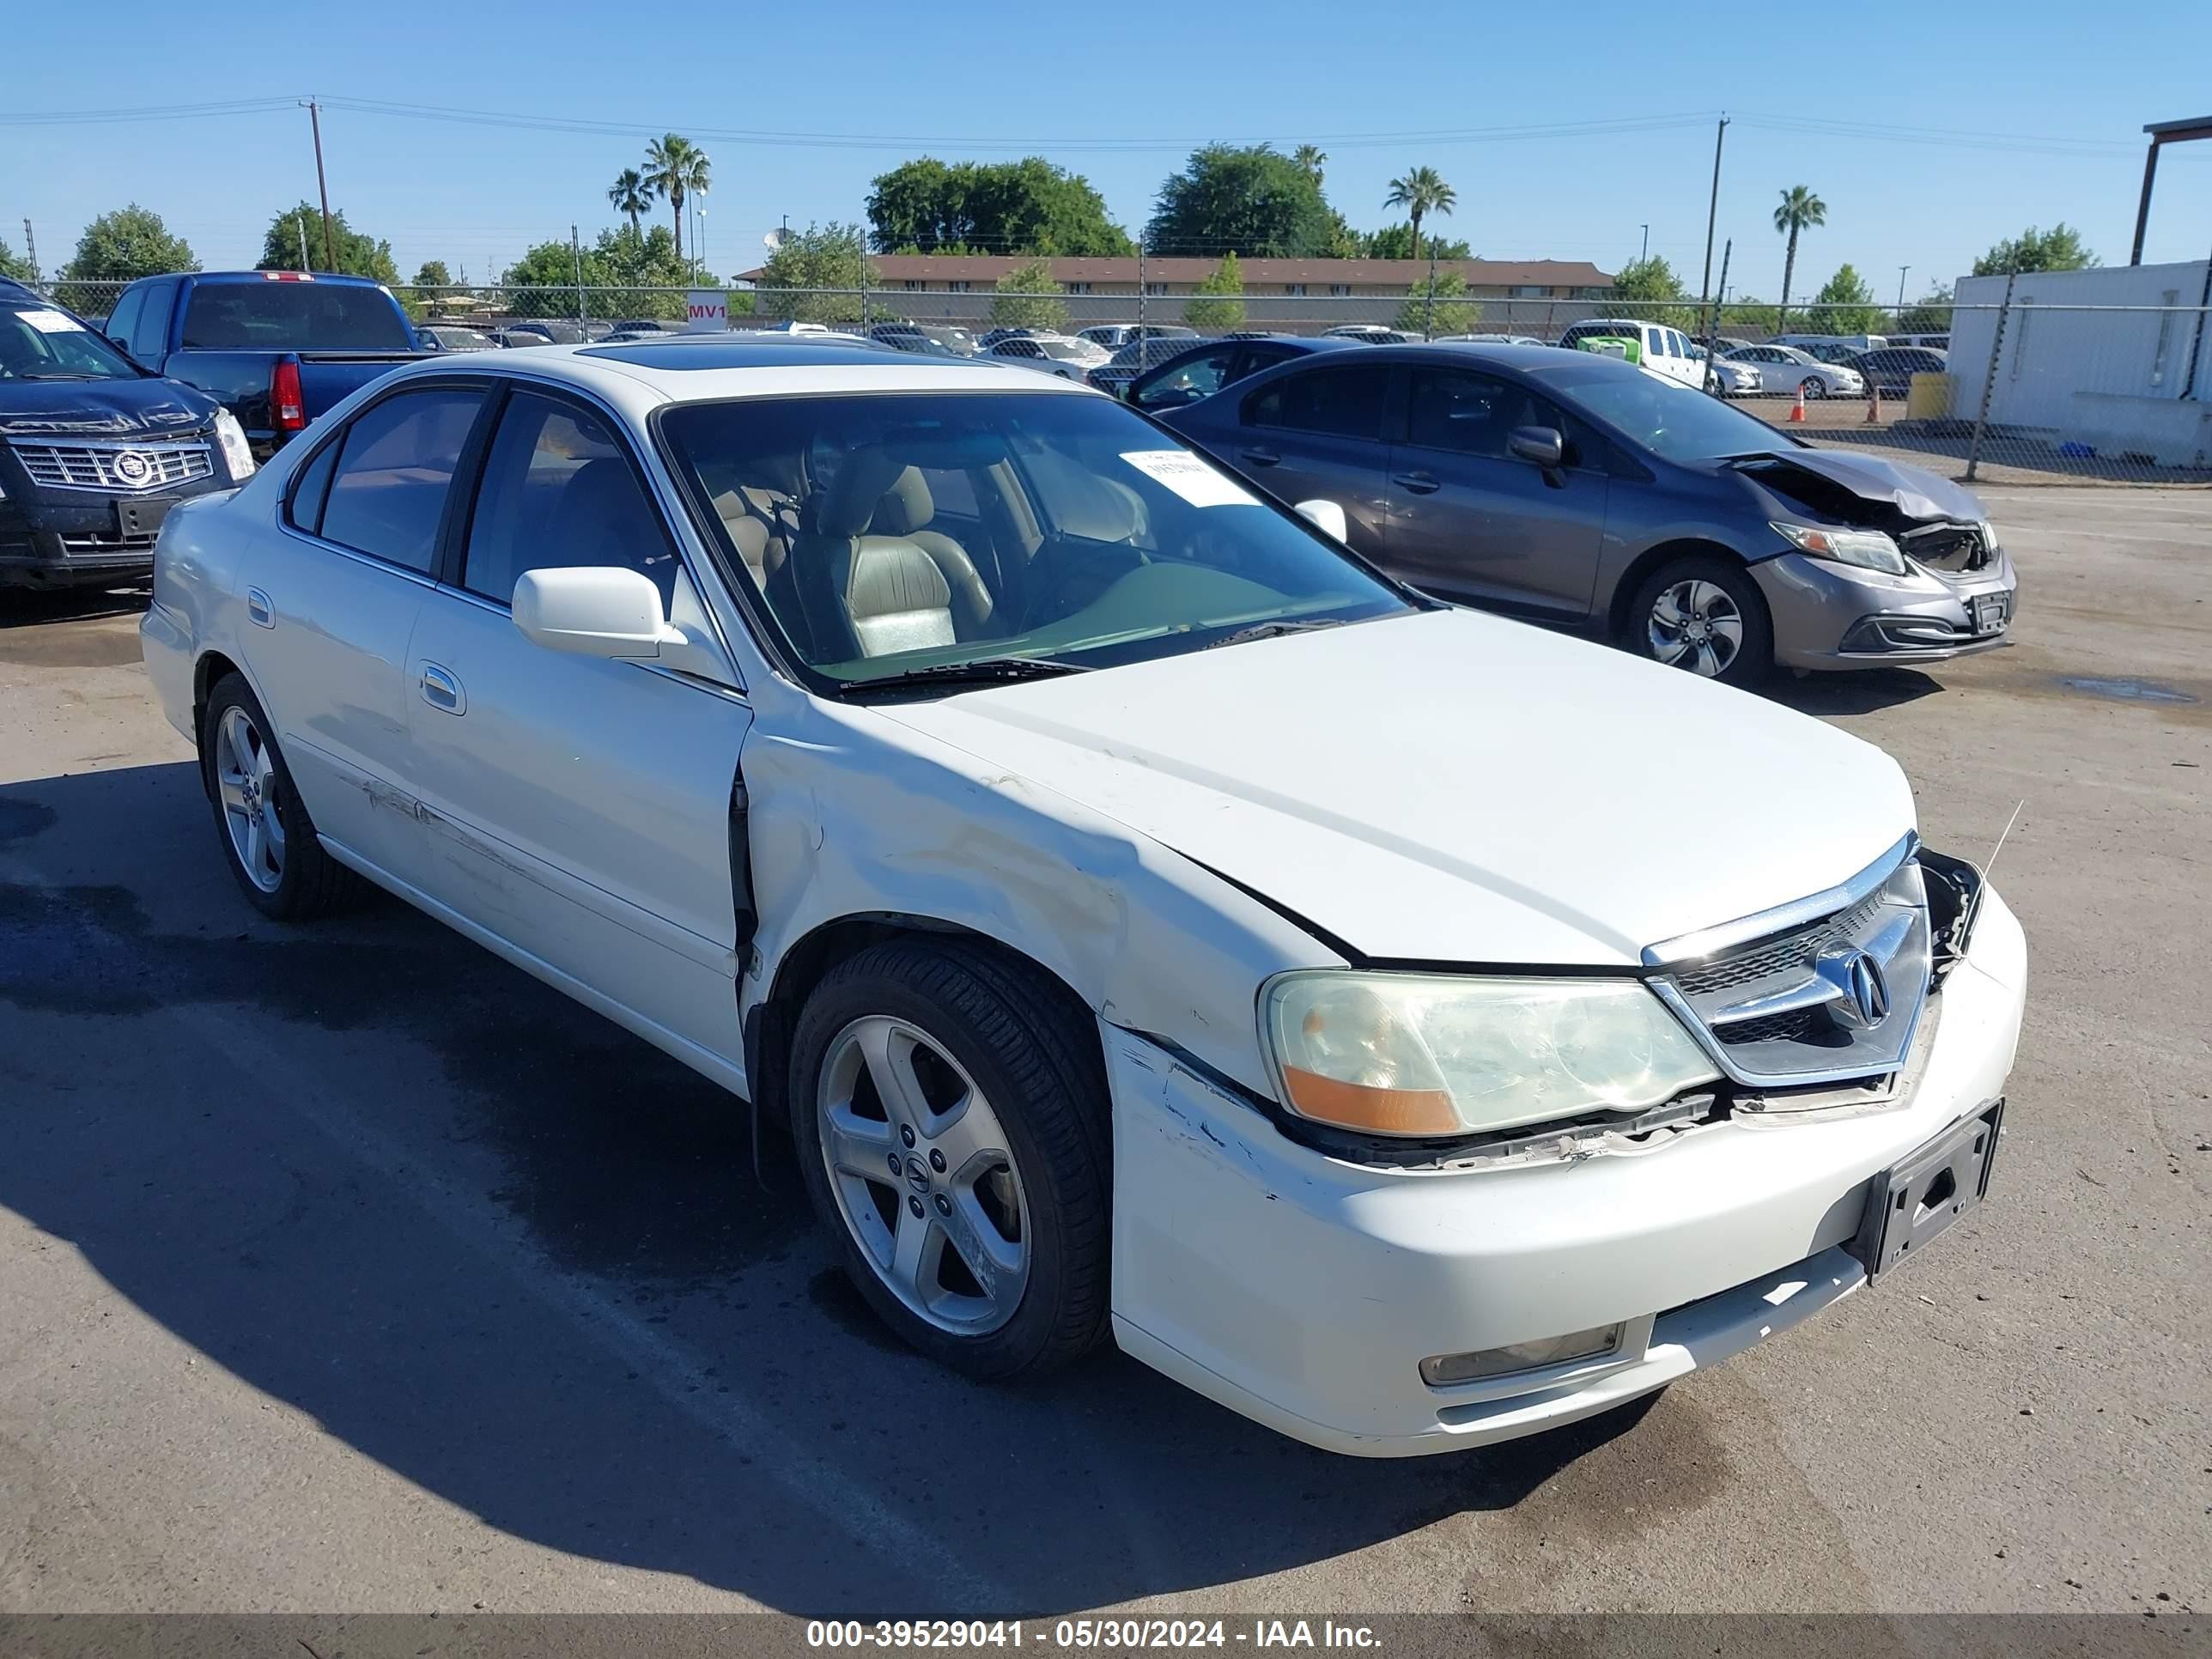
xmin=513 ymin=566 xmax=678 ymax=659
xmin=1294 ymin=499 xmax=1349 ymax=543
xmin=1508 ymin=425 xmax=1565 ymax=470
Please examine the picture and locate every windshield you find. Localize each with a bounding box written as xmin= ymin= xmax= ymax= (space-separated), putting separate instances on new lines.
xmin=1036 ymin=342 xmax=1090 ymax=360
xmin=180 ymin=282 xmax=415 ymax=350
xmin=0 ymin=302 xmax=142 ymax=380
xmin=1545 ymin=366 xmax=1796 ymax=463
xmin=660 ymin=390 xmax=1413 ymax=690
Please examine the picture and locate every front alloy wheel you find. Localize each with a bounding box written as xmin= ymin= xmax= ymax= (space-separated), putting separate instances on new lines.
xmin=817 ymin=1015 xmax=1030 ymax=1335
xmin=1800 ymin=375 xmax=1828 ymax=400
xmin=1647 ymin=578 xmax=1745 ymax=678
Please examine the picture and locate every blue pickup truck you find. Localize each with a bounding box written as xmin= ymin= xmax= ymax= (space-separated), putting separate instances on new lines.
xmin=103 ymin=271 xmax=430 ymax=458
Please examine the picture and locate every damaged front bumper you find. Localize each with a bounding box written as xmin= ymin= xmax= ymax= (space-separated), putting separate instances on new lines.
xmin=1753 ymin=548 xmax=2020 ymax=671
xmin=1103 ymin=883 xmax=2027 ymax=1458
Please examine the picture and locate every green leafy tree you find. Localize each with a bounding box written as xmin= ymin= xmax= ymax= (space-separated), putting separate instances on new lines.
xmin=1771 ymin=185 xmax=1826 ymax=334
xmin=1971 ymin=224 xmax=2098 ymax=277
xmin=1721 ymin=295 xmax=1778 ymax=333
xmin=1395 ymin=269 xmax=1480 ymax=337
xmin=0 ymin=234 xmax=33 ymax=283
xmin=414 ymin=260 xmax=453 ymax=288
xmin=607 ymin=167 xmax=652 ymax=235
xmin=868 ymin=157 xmax=1133 ymax=256
xmin=1146 ymin=145 xmax=1336 ymax=258
xmin=644 ymin=134 xmax=710 ymax=265
xmin=1611 ymin=254 xmax=1698 ymax=331
xmin=501 ymin=223 xmax=697 ymax=321
xmin=1382 ymin=167 xmax=1457 ymax=264
xmin=1896 ymin=284 xmax=1954 ymax=333
xmin=1364 ymin=222 xmax=1472 ymax=261
xmin=1810 ymin=264 xmax=1884 ymax=335
xmin=755 ymin=222 xmax=873 ymax=325
xmin=256 ymin=202 xmax=398 ymax=283
xmin=59 ymin=205 xmax=199 ymax=305
xmin=1182 ymin=252 xmax=1247 ymax=331
xmin=1318 ymin=209 xmax=1365 ymax=260
xmin=1292 ymin=144 xmax=1328 ymax=186
xmin=988 ymin=258 xmax=1069 ymax=328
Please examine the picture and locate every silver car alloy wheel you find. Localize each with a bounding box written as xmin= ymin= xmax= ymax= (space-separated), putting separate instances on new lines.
xmin=1647 ymin=579 xmax=1745 ymax=678
xmin=1800 ymin=376 xmax=1827 ymax=400
xmin=214 ymin=705 xmax=287 ymax=892
xmin=816 ymin=1014 xmax=1031 ymax=1336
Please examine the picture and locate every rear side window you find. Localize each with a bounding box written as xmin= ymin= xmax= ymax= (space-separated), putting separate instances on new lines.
xmin=462 ymin=391 xmax=676 ymax=606
xmin=1243 ymin=363 xmax=1391 ymax=440
xmin=286 ymin=439 xmax=341 ymax=534
xmin=180 ymin=282 xmax=416 ymax=350
xmin=317 ymin=388 xmax=483 ymax=572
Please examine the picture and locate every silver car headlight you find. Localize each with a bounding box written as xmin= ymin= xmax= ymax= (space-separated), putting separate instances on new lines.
xmin=1260 ymin=971 xmax=1721 ymax=1139
xmin=1771 ymin=520 xmax=1907 ymax=575
xmin=213 ymin=409 xmax=257 ymax=481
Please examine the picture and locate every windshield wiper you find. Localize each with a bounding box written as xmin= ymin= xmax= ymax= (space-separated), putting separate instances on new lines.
xmin=1200 ymin=617 xmax=1356 ymax=650
xmin=21 ymin=371 xmax=104 ymax=381
xmin=842 ymin=655 xmax=1090 ymax=695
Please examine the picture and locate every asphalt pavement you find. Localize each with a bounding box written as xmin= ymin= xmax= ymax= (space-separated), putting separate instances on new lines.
xmin=1 ymin=486 xmax=2206 ymax=1617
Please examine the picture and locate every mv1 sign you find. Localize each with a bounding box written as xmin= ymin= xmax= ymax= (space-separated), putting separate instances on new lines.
xmin=686 ymin=290 xmax=728 ymax=332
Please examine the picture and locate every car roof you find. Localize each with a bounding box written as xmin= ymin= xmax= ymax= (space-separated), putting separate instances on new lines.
xmin=186 ymin=270 xmax=390 ymax=286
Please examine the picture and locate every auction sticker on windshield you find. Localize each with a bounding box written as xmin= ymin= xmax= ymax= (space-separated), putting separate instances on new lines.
xmin=18 ymin=309 xmax=85 ymax=334
xmin=1121 ymin=449 xmax=1259 ymax=508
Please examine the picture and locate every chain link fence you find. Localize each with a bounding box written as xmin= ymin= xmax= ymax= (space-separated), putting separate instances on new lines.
xmin=26 ymin=278 xmax=2212 ymax=483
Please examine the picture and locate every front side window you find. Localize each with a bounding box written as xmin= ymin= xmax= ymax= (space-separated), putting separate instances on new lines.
xmin=659 ymin=391 xmax=1413 ymax=688
xmin=1131 ymin=347 xmax=1235 ymax=409
xmin=133 ymin=280 xmax=178 ymax=364
xmin=316 ymin=387 xmax=483 ymax=572
xmin=1404 ymin=368 xmax=1532 ymax=458
xmin=1546 ymin=363 xmax=1791 ymax=464
xmin=1243 ymin=362 xmax=1391 ymax=440
xmin=464 ymin=392 xmax=678 ymax=606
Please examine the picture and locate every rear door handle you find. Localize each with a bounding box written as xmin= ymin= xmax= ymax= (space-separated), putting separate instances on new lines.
xmin=1236 ymin=447 xmax=1280 ymax=467
xmin=1391 ymin=471 xmax=1441 ymax=495
xmin=419 ymin=663 xmax=465 ymax=715
xmin=246 ymin=587 xmax=274 ymax=629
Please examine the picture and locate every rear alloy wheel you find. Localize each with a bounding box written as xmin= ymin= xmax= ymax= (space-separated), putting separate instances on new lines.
xmin=199 ymin=673 xmax=360 ymax=921
xmin=1799 ymin=375 xmax=1828 ymax=400
xmin=1629 ymin=556 xmax=1773 ymax=688
xmin=790 ymin=940 xmax=1109 ymax=1379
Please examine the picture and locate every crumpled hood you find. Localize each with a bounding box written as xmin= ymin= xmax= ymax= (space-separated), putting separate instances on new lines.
xmin=0 ymin=379 xmax=219 ymax=438
xmin=878 ymin=608 xmax=1916 ymax=966
xmin=1739 ymin=444 xmax=1984 ymax=523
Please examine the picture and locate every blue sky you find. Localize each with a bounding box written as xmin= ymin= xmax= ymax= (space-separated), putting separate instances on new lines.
xmin=6 ymin=0 xmax=2210 ymax=300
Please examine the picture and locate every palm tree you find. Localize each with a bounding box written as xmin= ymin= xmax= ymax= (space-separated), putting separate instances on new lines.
xmin=1772 ymin=185 xmax=1827 ymax=335
xmin=607 ymin=167 xmax=651 ymax=236
xmin=1383 ymin=166 xmax=1457 ymax=264
xmin=644 ymin=134 xmax=711 ymax=264
xmin=1292 ymin=144 xmax=1328 ymax=187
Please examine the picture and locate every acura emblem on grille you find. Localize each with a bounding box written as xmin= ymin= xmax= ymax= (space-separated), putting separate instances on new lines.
xmin=1817 ymin=946 xmax=1891 ymax=1029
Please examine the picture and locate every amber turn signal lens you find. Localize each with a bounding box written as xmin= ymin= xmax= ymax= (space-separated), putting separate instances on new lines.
xmin=1279 ymin=1066 xmax=1462 ymax=1136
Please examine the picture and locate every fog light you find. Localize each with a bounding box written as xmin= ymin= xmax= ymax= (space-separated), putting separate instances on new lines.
xmin=1419 ymin=1322 xmax=1626 ymax=1388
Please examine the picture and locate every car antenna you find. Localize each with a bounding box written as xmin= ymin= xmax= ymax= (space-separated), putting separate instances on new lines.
xmin=1984 ymin=799 xmax=2025 ymax=878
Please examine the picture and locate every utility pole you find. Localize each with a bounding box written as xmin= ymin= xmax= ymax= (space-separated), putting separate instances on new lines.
xmin=1136 ymin=236 xmax=1146 ymax=336
xmin=295 ymin=213 xmax=312 ymax=271
xmin=21 ymin=220 xmax=39 ymax=288
xmin=1896 ymin=265 xmax=1911 ymax=316
xmin=300 ymin=100 xmax=337 ymax=271
xmin=1639 ymin=224 xmax=1650 ymax=263
xmin=1698 ymin=115 xmax=1729 ymax=308
xmin=1702 ymin=239 xmax=1731 ymax=392
xmin=571 ymin=225 xmax=585 ymax=330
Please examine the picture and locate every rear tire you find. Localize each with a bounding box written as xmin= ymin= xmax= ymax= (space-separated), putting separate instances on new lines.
xmin=789 ymin=939 xmax=1110 ymax=1381
xmin=1626 ymin=556 xmax=1773 ymax=689
xmin=1799 ymin=375 xmax=1827 ymax=401
xmin=199 ymin=672 xmax=360 ymax=921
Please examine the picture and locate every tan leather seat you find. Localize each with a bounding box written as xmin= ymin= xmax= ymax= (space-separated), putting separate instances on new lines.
xmin=787 ymin=448 xmax=959 ymax=659
xmin=866 ymin=468 xmax=995 ymax=637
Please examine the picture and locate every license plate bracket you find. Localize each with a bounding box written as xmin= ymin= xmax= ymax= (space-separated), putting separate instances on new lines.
xmin=116 ymin=496 xmax=173 ymax=539
xmin=1971 ymin=592 xmax=2009 ymax=635
xmin=1850 ymin=1098 xmax=2004 ymax=1284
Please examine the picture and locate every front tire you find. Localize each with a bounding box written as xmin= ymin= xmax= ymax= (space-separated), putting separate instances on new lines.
xmin=1626 ymin=556 xmax=1774 ymax=688
xmin=1799 ymin=375 xmax=1827 ymax=401
xmin=199 ymin=672 xmax=359 ymax=921
xmin=790 ymin=940 xmax=1110 ymax=1380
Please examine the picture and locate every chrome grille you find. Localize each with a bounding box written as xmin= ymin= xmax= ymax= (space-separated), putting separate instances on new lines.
xmin=1647 ymin=839 xmax=1933 ymax=1087
xmin=58 ymin=529 xmax=160 ymax=554
xmin=13 ymin=441 xmax=214 ymax=492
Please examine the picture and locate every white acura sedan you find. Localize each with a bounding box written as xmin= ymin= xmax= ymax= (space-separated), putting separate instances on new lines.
xmin=141 ymin=338 xmax=2026 ymax=1456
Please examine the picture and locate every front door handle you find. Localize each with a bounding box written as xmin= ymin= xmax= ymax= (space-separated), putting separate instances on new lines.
xmin=419 ymin=663 xmax=465 ymax=716
xmin=246 ymin=587 xmax=275 ymax=629
xmin=1391 ymin=471 xmax=1441 ymax=495
xmin=1236 ymin=447 xmax=1280 ymax=467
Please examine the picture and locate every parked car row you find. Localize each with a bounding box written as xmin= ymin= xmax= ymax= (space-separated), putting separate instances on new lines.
xmin=136 ymin=333 xmax=2028 ymax=1459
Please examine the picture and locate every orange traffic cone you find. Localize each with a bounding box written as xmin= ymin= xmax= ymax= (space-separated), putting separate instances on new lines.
xmin=1865 ymin=381 xmax=1883 ymax=423
xmin=1789 ymin=386 xmax=1807 ymax=423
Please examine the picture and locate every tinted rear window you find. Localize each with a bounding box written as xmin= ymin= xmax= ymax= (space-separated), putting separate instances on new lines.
xmin=180 ymin=282 xmax=415 ymax=350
